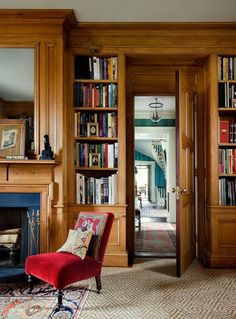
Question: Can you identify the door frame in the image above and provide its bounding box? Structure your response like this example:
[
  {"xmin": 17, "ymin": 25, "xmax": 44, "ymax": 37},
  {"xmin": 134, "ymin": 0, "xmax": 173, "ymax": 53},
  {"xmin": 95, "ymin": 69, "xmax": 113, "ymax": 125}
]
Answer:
[{"xmin": 125, "ymin": 54, "xmax": 207, "ymax": 268}]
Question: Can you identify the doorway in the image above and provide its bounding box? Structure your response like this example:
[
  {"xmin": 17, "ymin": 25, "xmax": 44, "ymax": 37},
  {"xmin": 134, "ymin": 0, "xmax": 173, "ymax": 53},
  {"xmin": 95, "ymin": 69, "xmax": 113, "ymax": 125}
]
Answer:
[
  {"xmin": 134, "ymin": 95, "xmax": 176, "ymax": 257},
  {"xmin": 126, "ymin": 53, "xmax": 207, "ymax": 272}
]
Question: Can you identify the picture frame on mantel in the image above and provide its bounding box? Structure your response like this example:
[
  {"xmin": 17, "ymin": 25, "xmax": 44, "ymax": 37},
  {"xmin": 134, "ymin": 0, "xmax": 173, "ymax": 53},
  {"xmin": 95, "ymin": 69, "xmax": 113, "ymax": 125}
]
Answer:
[{"xmin": 0, "ymin": 119, "xmax": 25, "ymax": 158}]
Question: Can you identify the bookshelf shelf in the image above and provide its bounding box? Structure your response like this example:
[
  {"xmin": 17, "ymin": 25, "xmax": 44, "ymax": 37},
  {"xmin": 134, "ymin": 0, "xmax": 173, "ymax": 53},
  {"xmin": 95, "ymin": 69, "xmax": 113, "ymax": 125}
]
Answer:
[
  {"xmin": 75, "ymin": 137, "xmax": 118, "ymax": 142},
  {"xmin": 218, "ymin": 108, "xmax": 236, "ymax": 112},
  {"xmin": 75, "ymin": 167, "xmax": 118, "ymax": 171},
  {"xmin": 74, "ymin": 79, "xmax": 118, "ymax": 84},
  {"xmin": 74, "ymin": 107, "xmax": 118, "ymax": 112},
  {"xmin": 218, "ymin": 80, "xmax": 236, "ymax": 83},
  {"xmin": 219, "ymin": 143, "xmax": 236, "ymax": 147},
  {"xmin": 219, "ymin": 173, "xmax": 236, "ymax": 177}
]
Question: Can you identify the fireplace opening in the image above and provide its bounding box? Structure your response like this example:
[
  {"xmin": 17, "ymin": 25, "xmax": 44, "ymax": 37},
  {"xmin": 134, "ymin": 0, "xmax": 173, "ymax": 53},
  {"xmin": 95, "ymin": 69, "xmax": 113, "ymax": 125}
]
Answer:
[{"xmin": 0, "ymin": 193, "xmax": 40, "ymax": 282}]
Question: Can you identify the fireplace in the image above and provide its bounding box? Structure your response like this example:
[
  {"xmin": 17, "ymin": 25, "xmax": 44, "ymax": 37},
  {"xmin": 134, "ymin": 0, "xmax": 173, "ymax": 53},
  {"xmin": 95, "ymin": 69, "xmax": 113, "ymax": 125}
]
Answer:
[{"xmin": 0, "ymin": 193, "xmax": 40, "ymax": 282}]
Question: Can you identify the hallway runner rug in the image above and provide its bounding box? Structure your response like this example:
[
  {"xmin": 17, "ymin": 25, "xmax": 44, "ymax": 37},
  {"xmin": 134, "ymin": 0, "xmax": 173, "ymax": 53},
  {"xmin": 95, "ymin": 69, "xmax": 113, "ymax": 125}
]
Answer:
[
  {"xmin": 0, "ymin": 282, "xmax": 89, "ymax": 319},
  {"xmin": 135, "ymin": 222, "xmax": 176, "ymax": 253}
]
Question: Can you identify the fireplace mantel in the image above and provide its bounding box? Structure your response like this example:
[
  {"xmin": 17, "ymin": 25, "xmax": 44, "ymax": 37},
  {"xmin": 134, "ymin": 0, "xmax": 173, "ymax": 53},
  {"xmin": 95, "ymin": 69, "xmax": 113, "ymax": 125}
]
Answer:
[
  {"xmin": 0, "ymin": 160, "xmax": 58, "ymax": 165},
  {"xmin": 0, "ymin": 160, "xmax": 58, "ymax": 184},
  {"xmin": 0, "ymin": 160, "xmax": 59, "ymax": 253}
]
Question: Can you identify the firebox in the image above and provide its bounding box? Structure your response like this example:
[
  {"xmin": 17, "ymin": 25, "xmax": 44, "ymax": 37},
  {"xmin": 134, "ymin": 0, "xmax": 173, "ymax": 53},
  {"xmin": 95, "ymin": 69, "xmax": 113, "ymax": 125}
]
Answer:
[{"xmin": 0, "ymin": 193, "xmax": 40, "ymax": 282}]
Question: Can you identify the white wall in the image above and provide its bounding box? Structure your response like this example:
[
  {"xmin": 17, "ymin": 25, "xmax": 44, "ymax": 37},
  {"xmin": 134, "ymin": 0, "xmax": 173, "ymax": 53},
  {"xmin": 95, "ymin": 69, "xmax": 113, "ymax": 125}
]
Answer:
[
  {"xmin": 166, "ymin": 128, "xmax": 176, "ymax": 223},
  {"xmin": 135, "ymin": 126, "xmax": 176, "ymax": 222},
  {"xmin": 135, "ymin": 160, "xmax": 156, "ymax": 202},
  {"xmin": 1, "ymin": 0, "xmax": 236, "ymax": 22}
]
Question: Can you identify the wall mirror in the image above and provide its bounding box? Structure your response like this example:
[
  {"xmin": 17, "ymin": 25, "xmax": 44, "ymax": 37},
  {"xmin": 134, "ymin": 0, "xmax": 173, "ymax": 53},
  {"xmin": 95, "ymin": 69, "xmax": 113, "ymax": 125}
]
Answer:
[{"xmin": 0, "ymin": 48, "xmax": 36, "ymax": 159}]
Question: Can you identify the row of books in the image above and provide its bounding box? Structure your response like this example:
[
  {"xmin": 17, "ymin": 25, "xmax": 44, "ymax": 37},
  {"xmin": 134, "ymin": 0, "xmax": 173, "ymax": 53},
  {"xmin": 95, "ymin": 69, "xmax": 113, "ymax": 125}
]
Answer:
[
  {"xmin": 218, "ymin": 56, "xmax": 236, "ymax": 81},
  {"xmin": 74, "ymin": 142, "xmax": 118, "ymax": 168},
  {"xmin": 74, "ymin": 112, "xmax": 117, "ymax": 138},
  {"xmin": 219, "ymin": 178, "xmax": 236, "ymax": 206},
  {"xmin": 76, "ymin": 173, "xmax": 118, "ymax": 204},
  {"xmin": 218, "ymin": 149, "xmax": 236, "ymax": 174},
  {"xmin": 75, "ymin": 56, "xmax": 118, "ymax": 80},
  {"xmin": 218, "ymin": 83, "xmax": 236, "ymax": 108},
  {"xmin": 219, "ymin": 120, "xmax": 236, "ymax": 143},
  {"xmin": 74, "ymin": 83, "xmax": 118, "ymax": 108}
]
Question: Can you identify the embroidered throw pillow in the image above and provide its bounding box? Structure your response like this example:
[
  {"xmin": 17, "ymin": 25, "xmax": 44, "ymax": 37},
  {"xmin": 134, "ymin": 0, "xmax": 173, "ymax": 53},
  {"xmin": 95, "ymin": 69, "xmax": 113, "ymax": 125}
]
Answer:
[
  {"xmin": 75, "ymin": 213, "xmax": 108, "ymax": 260},
  {"xmin": 57, "ymin": 229, "xmax": 92, "ymax": 259}
]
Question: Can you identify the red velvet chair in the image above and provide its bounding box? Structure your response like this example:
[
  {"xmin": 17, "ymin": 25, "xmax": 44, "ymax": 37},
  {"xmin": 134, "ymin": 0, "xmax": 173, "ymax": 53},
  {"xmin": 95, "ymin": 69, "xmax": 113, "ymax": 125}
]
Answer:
[{"xmin": 25, "ymin": 212, "xmax": 114, "ymax": 308}]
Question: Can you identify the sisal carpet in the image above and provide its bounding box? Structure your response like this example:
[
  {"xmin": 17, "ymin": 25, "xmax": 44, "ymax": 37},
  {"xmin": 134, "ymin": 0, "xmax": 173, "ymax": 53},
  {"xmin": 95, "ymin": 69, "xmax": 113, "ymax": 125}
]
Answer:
[
  {"xmin": 80, "ymin": 259, "xmax": 236, "ymax": 319},
  {"xmin": 135, "ymin": 221, "xmax": 176, "ymax": 254},
  {"xmin": 0, "ymin": 282, "xmax": 89, "ymax": 319}
]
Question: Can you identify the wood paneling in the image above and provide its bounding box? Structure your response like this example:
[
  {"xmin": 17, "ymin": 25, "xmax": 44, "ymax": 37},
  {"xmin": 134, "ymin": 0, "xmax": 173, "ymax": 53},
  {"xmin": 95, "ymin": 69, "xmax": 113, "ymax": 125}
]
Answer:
[
  {"xmin": 0, "ymin": 9, "xmax": 76, "ymax": 255},
  {"xmin": 69, "ymin": 23, "xmax": 236, "ymax": 53},
  {"xmin": 206, "ymin": 206, "xmax": 236, "ymax": 267},
  {"xmin": 0, "ymin": 12, "xmax": 236, "ymax": 267}
]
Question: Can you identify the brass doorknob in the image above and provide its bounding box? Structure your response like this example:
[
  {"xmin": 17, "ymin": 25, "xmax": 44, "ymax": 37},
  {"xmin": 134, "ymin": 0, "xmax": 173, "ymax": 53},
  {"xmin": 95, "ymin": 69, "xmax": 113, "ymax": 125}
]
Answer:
[
  {"xmin": 181, "ymin": 188, "xmax": 188, "ymax": 194},
  {"xmin": 171, "ymin": 187, "xmax": 176, "ymax": 193}
]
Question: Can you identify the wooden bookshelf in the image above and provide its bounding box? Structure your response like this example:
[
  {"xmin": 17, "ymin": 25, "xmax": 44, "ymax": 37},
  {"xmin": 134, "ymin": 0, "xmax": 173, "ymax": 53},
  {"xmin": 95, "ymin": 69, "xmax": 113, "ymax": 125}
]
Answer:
[
  {"xmin": 206, "ymin": 54, "xmax": 236, "ymax": 268},
  {"xmin": 67, "ymin": 52, "xmax": 128, "ymax": 266}
]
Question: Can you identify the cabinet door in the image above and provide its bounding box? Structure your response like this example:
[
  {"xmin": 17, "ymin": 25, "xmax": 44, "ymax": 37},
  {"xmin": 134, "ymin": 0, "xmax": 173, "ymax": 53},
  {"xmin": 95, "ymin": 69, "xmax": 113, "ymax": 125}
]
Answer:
[
  {"xmin": 211, "ymin": 211, "xmax": 236, "ymax": 262},
  {"xmin": 176, "ymin": 70, "xmax": 196, "ymax": 276}
]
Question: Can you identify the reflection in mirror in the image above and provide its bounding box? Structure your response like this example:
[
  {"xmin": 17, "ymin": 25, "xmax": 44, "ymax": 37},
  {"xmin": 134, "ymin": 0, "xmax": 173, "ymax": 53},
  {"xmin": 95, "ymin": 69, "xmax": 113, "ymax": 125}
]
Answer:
[{"xmin": 0, "ymin": 48, "xmax": 34, "ymax": 159}]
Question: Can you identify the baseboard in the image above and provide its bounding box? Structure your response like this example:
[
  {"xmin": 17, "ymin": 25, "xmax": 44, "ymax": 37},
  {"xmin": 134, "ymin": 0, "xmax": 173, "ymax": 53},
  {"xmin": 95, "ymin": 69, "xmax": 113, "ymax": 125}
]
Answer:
[
  {"xmin": 205, "ymin": 251, "xmax": 236, "ymax": 268},
  {"xmin": 103, "ymin": 252, "xmax": 128, "ymax": 267}
]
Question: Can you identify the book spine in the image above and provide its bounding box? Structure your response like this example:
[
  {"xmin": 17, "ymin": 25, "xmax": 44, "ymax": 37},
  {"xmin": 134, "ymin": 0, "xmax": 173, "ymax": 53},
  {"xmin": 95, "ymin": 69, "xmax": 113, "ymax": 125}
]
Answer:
[
  {"xmin": 229, "ymin": 123, "xmax": 234, "ymax": 143},
  {"xmin": 219, "ymin": 120, "xmax": 229, "ymax": 143}
]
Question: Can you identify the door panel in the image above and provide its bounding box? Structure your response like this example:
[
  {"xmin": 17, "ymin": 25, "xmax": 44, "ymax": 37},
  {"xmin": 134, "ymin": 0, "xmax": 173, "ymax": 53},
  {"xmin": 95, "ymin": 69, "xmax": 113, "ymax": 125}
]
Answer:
[{"xmin": 176, "ymin": 70, "xmax": 196, "ymax": 276}]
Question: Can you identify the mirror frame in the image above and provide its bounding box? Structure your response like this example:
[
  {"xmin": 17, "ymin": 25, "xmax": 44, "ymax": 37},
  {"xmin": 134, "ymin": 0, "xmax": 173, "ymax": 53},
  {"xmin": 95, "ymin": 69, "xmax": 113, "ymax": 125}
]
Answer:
[{"xmin": 0, "ymin": 44, "xmax": 39, "ymax": 156}]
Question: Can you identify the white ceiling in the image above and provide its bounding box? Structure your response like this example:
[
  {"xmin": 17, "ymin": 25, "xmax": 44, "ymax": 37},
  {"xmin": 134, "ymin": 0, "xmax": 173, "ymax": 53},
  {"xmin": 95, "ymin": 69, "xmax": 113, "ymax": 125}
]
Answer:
[
  {"xmin": 0, "ymin": 0, "xmax": 236, "ymax": 22},
  {"xmin": 135, "ymin": 96, "xmax": 175, "ymax": 119},
  {"xmin": 135, "ymin": 96, "xmax": 175, "ymax": 111}
]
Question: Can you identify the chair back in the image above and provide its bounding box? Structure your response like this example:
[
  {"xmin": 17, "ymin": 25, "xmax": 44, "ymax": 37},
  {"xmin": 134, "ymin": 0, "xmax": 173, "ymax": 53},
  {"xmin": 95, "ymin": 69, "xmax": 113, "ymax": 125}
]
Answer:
[{"xmin": 74, "ymin": 211, "xmax": 114, "ymax": 263}]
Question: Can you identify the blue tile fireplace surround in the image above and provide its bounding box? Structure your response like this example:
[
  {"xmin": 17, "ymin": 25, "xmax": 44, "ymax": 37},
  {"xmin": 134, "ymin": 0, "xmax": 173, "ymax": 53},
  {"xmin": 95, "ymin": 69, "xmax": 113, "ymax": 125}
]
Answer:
[{"xmin": 0, "ymin": 193, "xmax": 40, "ymax": 282}]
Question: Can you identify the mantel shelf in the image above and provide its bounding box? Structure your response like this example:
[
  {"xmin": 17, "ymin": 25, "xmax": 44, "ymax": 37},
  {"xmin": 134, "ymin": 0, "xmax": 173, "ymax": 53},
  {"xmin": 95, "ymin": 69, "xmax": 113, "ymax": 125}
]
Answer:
[{"xmin": 0, "ymin": 159, "xmax": 59, "ymax": 165}]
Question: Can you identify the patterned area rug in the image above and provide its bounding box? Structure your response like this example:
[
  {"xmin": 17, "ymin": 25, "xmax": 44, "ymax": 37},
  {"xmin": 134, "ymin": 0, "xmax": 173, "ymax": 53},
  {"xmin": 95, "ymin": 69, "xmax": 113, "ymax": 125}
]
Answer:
[
  {"xmin": 0, "ymin": 282, "xmax": 89, "ymax": 319},
  {"xmin": 135, "ymin": 221, "xmax": 176, "ymax": 253}
]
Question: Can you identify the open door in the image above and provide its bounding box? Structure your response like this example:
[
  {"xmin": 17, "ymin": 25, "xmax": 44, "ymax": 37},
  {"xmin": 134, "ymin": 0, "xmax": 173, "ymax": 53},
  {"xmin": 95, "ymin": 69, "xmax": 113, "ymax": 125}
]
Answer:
[{"xmin": 175, "ymin": 70, "xmax": 196, "ymax": 276}]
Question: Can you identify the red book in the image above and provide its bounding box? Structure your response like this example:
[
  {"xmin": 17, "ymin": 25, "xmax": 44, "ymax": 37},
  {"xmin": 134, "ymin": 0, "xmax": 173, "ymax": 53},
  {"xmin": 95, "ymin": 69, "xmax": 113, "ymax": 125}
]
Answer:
[{"xmin": 219, "ymin": 120, "xmax": 229, "ymax": 143}]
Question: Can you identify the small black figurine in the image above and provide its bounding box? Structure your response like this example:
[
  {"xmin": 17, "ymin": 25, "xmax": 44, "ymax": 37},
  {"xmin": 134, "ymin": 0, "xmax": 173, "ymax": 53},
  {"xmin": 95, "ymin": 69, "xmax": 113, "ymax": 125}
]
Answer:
[{"xmin": 40, "ymin": 134, "xmax": 54, "ymax": 160}]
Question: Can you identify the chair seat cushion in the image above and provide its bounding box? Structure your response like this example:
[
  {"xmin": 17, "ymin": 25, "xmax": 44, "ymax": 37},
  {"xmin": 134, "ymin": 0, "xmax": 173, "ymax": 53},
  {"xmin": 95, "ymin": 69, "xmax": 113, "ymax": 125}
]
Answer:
[{"xmin": 25, "ymin": 252, "xmax": 102, "ymax": 289}]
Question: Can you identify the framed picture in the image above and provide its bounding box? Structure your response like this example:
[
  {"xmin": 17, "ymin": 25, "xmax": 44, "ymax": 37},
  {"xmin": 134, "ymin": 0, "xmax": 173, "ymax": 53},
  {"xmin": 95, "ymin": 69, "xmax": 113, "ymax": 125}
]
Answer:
[
  {"xmin": 89, "ymin": 153, "xmax": 100, "ymax": 167},
  {"xmin": 87, "ymin": 123, "xmax": 98, "ymax": 137},
  {"xmin": 0, "ymin": 119, "xmax": 26, "ymax": 157}
]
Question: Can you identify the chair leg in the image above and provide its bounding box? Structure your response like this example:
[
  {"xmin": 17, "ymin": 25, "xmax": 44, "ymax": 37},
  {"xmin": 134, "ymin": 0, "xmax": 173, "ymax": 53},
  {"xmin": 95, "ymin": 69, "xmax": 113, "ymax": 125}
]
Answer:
[
  {"xmin": 57, "ymin": 289, "xmax": 64, "ymax": 308},
  {"xmin": 27, "ymin": 275, "xmax": 33, "ymax": 294},
  {"xmin": 95, "ymin": 275, "xmax": 101, "ymax": 293}
]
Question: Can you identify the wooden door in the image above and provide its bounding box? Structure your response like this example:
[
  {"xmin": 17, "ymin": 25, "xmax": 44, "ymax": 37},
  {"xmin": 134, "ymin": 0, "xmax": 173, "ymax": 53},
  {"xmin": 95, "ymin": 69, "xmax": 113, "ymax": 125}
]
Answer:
[{"xmin": 176, "ymin": 70, "xmax": 196, "ymax": 276}]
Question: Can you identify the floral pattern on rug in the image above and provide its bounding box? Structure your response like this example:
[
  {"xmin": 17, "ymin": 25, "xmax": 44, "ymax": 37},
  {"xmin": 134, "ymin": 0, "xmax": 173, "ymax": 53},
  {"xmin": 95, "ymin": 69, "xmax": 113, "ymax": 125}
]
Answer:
[{"xmin": 0, "ymin": 282, "xmax": 89, "ymax": 319}]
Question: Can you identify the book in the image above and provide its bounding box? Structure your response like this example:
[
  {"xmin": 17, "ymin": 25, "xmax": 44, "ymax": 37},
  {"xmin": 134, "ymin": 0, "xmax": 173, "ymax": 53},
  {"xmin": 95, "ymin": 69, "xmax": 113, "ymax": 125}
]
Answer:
[
  {"xmin": 75, "ymin": 56, "xmax": 91, "ymax": 79},
  {"xmin": 219, "ymin": 121, "xmax": 229, "ymax": 143}
]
